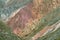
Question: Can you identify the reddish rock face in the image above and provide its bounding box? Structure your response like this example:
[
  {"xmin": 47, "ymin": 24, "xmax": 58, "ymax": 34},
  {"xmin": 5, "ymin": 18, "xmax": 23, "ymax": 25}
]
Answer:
[{"xmin": 7, "ymin": 3, "xmax": 33, "ymax": 29}]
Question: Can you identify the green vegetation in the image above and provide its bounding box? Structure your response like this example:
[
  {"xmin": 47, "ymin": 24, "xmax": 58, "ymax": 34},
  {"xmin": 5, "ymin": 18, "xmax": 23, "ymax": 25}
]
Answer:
[
  {"xmin": 0, "ymin": 0, "xmax": 32, "ymax": 20},
  {"xmin": 0, "ymin": 21, "xmax": 22, "ymax": 40},
  {"xmin": 37, "ymin": 28, "xmax": 60, "ymax": 40}
]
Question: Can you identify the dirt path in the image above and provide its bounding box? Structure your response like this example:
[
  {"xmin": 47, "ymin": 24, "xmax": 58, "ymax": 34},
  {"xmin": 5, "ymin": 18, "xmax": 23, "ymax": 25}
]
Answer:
[
  {"xmin": 31, "ymin": 26, "xmax": 53, "ymax": 40},
  {"xmin": 32, "ymin": 20, "xmax": 60, "ymax": 40}
]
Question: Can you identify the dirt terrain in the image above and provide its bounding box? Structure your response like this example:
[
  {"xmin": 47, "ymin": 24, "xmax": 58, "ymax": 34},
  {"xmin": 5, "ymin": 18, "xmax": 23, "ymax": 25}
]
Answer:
[{"xmin": 7, "ymin": 0, "xmax": 60, "ymax": 40}]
